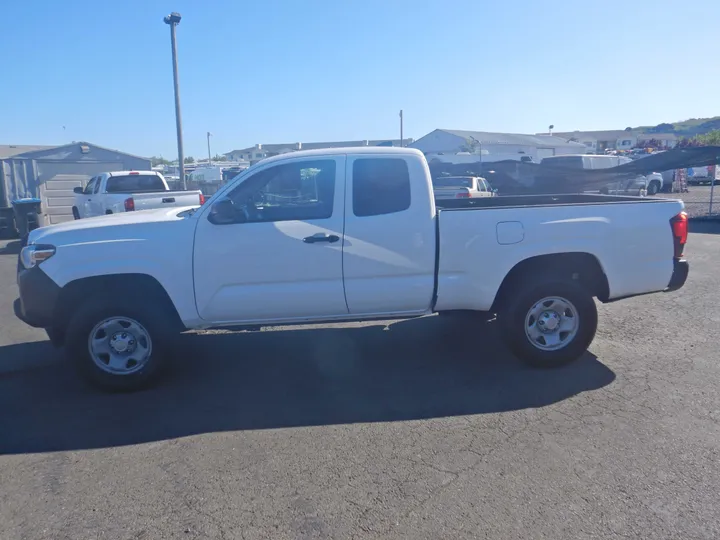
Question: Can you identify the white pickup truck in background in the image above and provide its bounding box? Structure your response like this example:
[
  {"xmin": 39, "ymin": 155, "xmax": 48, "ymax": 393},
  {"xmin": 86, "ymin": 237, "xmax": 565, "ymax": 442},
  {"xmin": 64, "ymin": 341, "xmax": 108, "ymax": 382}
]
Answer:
[
  {"xmin": 15, "ymin": 147, "xmax": 689, "ymax": 391},
  {"xmin": 432, "ymin": 175, "xmax": 495, "ymax": 200},
  {"xmin": 71, "ymin": 171, "xmax": 204, "ymax": 219}
]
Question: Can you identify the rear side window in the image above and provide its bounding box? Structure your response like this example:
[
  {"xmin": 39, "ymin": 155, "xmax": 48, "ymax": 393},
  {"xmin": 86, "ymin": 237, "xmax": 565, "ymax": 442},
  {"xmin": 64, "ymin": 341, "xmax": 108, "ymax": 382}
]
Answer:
[
  {"xmin": 353, "ymin": 158, "xmax": 411, "ymax": 217},
  {"xmin": 106, "ymin": 174, "xmax": 166, "ymax": 193}
]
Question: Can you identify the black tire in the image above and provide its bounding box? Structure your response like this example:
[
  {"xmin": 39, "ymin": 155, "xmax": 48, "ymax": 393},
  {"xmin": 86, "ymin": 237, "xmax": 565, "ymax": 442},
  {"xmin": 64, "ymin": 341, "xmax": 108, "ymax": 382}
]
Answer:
[
  {"xmin": 45, "ymin": 327, "xmax": 65, "ymax": 347},
  {"xmin": 499, "ymin": 279, "xmax": 597, "ymax": 368},
  {"xmin": 647, "ymin": 181, "xmax": 660, "ymax": 196},
  {"xmin": 72, "ymin": 207, "xmax": 80, "ymax": 220},
  {"xmin": 65, "ymin": 297, "xmax": 174, "ymax": 391}
]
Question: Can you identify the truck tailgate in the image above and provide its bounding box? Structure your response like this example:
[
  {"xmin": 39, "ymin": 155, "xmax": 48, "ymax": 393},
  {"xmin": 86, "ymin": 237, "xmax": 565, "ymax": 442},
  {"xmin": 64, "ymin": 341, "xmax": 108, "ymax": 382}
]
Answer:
[{"xmin": 131, "ymin": 190, "xmax": 202, "ymax": 211}]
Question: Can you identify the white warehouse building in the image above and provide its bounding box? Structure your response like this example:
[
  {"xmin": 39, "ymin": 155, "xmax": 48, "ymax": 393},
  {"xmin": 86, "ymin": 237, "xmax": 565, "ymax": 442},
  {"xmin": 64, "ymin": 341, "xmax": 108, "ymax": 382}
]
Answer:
[{"xmin": 410, "ymin": 129, "xmax": 587, "ymax": 162}]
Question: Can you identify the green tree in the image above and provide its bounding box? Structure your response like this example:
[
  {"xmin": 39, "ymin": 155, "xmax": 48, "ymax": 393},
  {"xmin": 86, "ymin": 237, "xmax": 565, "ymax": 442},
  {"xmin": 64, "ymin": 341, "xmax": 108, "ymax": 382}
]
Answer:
[
  {"xmin": 696, "ymin": 130, "xmax": 720, "ymax": 146},
  {"xmin": 184, "ymin": 156, "xmax": 195, "ymax": 164},
  {"xmin": 460, "ymin": 137, "xmax": 481, "ymax": 153},
  {"xmin": 150, "ymin": 156, "xmax": 171, "ymax": 167},
  {"xmin": 212, "ymin": 154, "xmax": 228, "ymax": 161}
]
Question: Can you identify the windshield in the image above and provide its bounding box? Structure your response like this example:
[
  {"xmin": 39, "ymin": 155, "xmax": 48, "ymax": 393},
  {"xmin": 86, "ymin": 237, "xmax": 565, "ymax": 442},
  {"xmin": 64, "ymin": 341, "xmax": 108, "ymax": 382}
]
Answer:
[
  {"xmin": 106, "ymin": 174, "xmax": 166, "ymax": 193},
  {"xmin": 433, "ymin": 177, "xmax": 473, "ymax": 188}
]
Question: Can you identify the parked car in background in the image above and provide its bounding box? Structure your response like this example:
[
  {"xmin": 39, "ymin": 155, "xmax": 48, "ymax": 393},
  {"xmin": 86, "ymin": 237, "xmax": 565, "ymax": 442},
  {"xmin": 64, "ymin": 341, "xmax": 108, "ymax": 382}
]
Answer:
[
  {"xmin": 686, "ymin": 166, "xmax": 720, "ymax": 186},
  {"xmin": 432, "ymin": 176, "xmax": 495, "ymax": 200},
  {"xmin": 540, "ymin": 154, "xmax": 649, "ymax": 196},
  {"xmin": 72, "ymin": 171, "xmax": 204, "ymax": 219}
]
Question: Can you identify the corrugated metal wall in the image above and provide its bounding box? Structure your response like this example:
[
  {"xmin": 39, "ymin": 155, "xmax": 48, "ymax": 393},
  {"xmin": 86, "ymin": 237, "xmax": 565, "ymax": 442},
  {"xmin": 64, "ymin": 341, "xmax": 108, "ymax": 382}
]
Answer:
[
  {"xmin": 1, "ymin": 143, "xmax": 151, "ymax": 226},
  {"xmin": 0, "ymin": 158, "xmax": 37, "ymax": 205}
]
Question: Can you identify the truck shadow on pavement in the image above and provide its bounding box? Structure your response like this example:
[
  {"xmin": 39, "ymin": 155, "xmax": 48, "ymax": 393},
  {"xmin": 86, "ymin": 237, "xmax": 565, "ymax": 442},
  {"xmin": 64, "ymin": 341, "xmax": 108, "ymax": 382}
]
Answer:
[
  {"xmin": 689, "ymin": 220, "xmax": 720, "ymax": 235},
  {"xmin": 0, "ymin": 315, "xmax": 615, "ymax": 455}
]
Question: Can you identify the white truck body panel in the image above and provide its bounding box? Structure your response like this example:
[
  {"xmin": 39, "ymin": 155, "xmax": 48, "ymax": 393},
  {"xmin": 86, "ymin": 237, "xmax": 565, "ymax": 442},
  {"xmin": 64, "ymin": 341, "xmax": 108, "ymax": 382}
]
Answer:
[
  {"xmin": 26, "ymin": 147, "xmax": 686, "ymax": 331},
  {"xmin": 434, "ymin": 200, "xmax": 681, "ymax": 312}
]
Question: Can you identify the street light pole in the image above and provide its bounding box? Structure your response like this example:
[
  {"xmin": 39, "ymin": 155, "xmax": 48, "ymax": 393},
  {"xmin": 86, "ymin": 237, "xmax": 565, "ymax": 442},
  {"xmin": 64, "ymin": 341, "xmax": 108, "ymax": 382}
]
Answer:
[
  {"xmin": 207, "ymin": 132, "xmax": 212, "ymax": 166},
  {"xmin": 399, "ymin": 110, "xmax": 404, "ymax": 147},
  {"xmin": 164, "ymin": 12, "xmax": 186, "ymax": 189}
]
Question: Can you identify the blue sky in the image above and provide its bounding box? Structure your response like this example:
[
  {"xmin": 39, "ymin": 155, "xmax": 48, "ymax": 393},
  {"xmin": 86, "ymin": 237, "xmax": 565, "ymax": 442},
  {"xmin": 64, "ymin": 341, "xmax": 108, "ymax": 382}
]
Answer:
[{"xmin": 1, "ymin": 0, "xmax": 717, "ymax": 159}]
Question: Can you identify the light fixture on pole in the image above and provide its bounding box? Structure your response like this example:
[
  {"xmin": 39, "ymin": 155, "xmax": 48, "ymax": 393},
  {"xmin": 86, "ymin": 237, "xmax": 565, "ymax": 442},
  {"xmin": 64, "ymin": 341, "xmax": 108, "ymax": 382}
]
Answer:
[
  {"xmin": 548, "ymin": 124, "xmax": 554, "ymax": 135},
  {"xmin": 164, "ymin": 12, "xmax": 186, "ymax": 189}
]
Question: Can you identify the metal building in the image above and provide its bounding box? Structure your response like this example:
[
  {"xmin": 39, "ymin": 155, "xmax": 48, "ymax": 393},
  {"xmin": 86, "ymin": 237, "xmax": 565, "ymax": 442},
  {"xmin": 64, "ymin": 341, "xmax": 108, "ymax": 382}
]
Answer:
[{"xmin": 0, "ymin": 142, "xmax": 150, "ymax": 227}]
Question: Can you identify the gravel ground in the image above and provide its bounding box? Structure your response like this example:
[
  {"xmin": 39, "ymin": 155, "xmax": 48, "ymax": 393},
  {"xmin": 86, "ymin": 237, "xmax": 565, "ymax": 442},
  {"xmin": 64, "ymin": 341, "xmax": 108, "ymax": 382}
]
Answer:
[
  {"xmin": 1, "ymin": 223, "xmax": 719, "ymax": 539},
  {"xmin": 656, "ymin": 185, "xmax": 719, "ymax": 218}
]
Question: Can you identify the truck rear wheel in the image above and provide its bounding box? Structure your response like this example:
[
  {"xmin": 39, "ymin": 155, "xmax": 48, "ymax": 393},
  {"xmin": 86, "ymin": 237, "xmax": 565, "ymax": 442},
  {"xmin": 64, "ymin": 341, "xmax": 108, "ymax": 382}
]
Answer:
[
  {"xmin": 65, "ymin": 297, "xmax": 173, "ymax": 391},
  {"xmin": 499, "ymin": 279, "xmax": 597, "ymax": 368}
]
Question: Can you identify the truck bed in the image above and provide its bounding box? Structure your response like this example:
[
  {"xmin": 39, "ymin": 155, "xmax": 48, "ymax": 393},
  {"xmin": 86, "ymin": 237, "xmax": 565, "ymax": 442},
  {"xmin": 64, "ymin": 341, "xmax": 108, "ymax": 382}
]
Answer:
[
  {"xmin": 435, "ymin": 193, "xmax": 677, "ymax": 210},
  {"xmin": 434, "ymin": 193, "xmax": 685, "ymax": 313}
]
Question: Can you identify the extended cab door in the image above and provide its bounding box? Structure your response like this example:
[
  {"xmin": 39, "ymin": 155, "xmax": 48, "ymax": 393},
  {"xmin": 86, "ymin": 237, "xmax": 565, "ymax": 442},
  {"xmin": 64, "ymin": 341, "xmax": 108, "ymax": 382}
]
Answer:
[
  {"xmin": 79, "ymin": 177, "xmax": 98, "ymax": 218},
  {"xmin": 342, "ymin": 154, "xmax": 436, "ymax": 315},
  {"xmin": 193, "ymin": 156, "xmax": 348, "ymax": 323},
  {"xmin": 89, "ymin": 175, "xmax": 103, "ymax": 215}
]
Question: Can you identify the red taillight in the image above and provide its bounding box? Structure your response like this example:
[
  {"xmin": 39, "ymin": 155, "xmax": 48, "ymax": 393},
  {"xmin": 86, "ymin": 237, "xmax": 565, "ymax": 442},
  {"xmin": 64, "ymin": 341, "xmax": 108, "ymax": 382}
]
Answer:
[
  {"xmin": 455, "ymin": 192, "xmax": 471, "ymax": 198},
  {"xmin": 670, "ymin": 211, "xmax": 688, "ymax": 258},
  {"xmin": 124, "ymin": 197, "xmax": 135, "ymax": 211},
  {"xmin": 199, "ymin": 193, "xmax": 206, "ymax": 205},
  {"xmin": 128, "ymin": 171, "xmax": 139, "ymax": 175}
]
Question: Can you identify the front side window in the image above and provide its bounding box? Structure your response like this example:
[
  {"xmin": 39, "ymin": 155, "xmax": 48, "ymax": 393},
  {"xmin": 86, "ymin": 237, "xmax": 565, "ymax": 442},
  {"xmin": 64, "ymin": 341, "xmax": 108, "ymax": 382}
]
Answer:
[
  {"xmin": 353, "ymin": 158, "xmax": 411, "ymax": 217},
  {"xmin": 227, "ymin": 159, "xmax": 336, "ymax": 222},
  {"xmin": 83, "ymin": 177, "xmax": 97, "ymax": 194}
]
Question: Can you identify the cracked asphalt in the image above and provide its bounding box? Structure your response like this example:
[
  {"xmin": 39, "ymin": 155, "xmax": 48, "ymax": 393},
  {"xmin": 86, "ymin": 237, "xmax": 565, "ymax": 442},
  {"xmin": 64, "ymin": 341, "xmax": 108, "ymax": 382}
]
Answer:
[{"xmin": 1, "ymin": 222, "xmax": 719, "ymax": 539}]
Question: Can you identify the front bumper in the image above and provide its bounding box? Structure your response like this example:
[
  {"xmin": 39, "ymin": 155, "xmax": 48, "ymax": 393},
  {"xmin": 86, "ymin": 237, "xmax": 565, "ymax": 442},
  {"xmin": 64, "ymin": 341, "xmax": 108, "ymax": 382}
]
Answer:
[
  {"xmin": 666, "ymin": 258, "xmax": 689, "ymax": 292},
  {"xmin": 14, "ymin": 264, "xmax": 61, "ymax": 328}
]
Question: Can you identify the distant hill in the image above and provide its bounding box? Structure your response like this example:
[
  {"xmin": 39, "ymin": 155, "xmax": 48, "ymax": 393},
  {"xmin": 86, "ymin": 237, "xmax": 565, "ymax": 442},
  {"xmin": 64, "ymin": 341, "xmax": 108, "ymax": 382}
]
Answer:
[{"xmin": 635, "ymin": 117, "xmax": 720, "ymax": 137}]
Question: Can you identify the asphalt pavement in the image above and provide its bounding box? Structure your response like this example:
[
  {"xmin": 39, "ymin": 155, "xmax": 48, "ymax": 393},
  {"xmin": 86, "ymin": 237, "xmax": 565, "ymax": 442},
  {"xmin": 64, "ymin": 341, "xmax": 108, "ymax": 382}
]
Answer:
[{"xmin": 1, "ymin": 223, "xmax": 719, "ymax": 539}]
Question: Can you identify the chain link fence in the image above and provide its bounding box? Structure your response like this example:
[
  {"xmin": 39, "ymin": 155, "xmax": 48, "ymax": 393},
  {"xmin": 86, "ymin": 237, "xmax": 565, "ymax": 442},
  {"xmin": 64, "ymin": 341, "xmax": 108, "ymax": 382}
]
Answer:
[{"xmin": 658, "ymin": 184, "xmax": 718, "ymax": 219}]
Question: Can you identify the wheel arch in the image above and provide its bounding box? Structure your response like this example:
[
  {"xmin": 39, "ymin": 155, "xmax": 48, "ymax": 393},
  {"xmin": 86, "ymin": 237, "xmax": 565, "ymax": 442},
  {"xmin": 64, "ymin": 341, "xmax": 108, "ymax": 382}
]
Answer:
[
  {"xmin": 53, "ymin": 273, "xmax": 185, "ymax": 334},
  {"xmin": 491, "ymin": 252, "xmax": 610, "ymax": 313}
]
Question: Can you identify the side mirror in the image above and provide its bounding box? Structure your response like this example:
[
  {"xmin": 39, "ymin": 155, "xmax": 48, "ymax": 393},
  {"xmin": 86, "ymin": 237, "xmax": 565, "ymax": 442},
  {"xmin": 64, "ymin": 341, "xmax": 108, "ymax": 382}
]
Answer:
[
  {"xmin": 207, "ymin": 197, "xmax": 244, "ymax": 225},
  {"xmin": 73, "ymin": 187, "xmax": 84, "ymax": 194}
]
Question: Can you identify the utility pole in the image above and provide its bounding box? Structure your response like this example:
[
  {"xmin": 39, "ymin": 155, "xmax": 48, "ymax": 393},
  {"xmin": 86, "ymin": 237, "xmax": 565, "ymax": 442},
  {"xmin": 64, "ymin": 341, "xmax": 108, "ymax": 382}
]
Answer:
[
  {"xmin": 164, "ymin": 12, "xmax": 186, "ymax": 189},
  {"xmin": 399, "ymin": 110, "xmax": 404, "ymax": 147},
  {"xmin": 207, "ymin": 132, "xmax": 213, "ymax": 165}
]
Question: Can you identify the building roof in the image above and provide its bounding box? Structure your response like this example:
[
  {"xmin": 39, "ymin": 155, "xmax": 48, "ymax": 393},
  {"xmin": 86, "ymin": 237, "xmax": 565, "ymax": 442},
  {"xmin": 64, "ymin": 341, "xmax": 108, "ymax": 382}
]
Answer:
[
  {"xmin": 1, "ymin": 142, "xmax": 151, "ymax": 161},
  {"xmin": 0, "ymin": 144, "xmax": 57, "ymax": 159},
  {"xmin": 549, "ymin": 130, "xmax": 678, "ymax": 141},
  {"xmin": 431, "ymin": 129, "xmax": 587, "ymax": 149},
  {"xmin": 225, "ymin": 139, "xmax": 412, "ymax": 156}
]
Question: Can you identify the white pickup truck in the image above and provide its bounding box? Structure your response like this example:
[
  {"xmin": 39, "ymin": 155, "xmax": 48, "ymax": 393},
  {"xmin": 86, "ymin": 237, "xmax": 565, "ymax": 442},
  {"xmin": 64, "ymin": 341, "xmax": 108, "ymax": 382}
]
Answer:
[
  {"xmin": 14, "ymin": 147, "xmax": 689, "ymax": 391},
  {"xmin": 432, "ymin": 176, "xmax": 495, "ymax": 200},
  {"xmin": 71, "ymin": 171, "xmax": 204, "ymax": 219}
]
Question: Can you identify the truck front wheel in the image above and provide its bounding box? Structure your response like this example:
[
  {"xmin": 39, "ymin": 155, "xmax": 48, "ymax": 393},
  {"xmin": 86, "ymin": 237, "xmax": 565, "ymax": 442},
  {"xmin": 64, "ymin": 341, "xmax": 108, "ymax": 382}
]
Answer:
[
  {"xmin": 499, "ymin": 279, "xmax": 597, "ymax": 368},
  {"xmin": 65, "ymin": 297, "xmax": 174, "ymax": 391}
]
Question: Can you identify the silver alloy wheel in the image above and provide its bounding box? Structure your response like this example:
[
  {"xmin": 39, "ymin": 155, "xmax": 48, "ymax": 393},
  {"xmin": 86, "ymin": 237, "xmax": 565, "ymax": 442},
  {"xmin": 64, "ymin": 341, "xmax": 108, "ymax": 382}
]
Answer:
[
  {"xmin": 524, "ymin": 296, "xmax": 579, "ymax": 351},
  {"xmin": 88, "ymin": 317, "xmax": 152, "ymax": 375}
]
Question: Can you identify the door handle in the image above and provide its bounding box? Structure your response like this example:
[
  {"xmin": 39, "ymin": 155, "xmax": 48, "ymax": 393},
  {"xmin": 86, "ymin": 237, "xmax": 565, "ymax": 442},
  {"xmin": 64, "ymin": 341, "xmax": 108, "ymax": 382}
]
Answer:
[
  {"xmin": 303, "ymin": 233, "xmax": 340, "ymax": 244},
  {"xmin": 162, "ymin": 197, "xmax": 176, "ymax": 203}
]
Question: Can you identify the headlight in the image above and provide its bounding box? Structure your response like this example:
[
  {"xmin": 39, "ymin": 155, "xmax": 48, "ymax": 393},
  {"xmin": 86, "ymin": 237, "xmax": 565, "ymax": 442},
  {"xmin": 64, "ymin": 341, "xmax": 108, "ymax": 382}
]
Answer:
[{"xmin": 20, "ymin": 244, "xmax": 55, "ymax": 269}]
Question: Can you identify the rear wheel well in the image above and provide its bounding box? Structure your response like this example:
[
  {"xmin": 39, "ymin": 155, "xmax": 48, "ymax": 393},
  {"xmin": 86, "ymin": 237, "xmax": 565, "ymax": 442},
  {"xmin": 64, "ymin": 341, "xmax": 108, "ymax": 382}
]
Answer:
[
  {"xmin": 491, "ymin": 253, "xmax": 609, "ymax": 312},
  {"xmin": 53, "ymin": 274, "xmax": 184, "ymax": 334}
]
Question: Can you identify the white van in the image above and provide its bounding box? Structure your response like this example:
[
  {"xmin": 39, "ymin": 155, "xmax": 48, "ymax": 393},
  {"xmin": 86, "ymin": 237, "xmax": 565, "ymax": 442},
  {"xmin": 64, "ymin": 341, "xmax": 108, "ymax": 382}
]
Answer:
[{"xmin": 540, "ymin": 154, "xmax": 649, "ymax": 195}]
